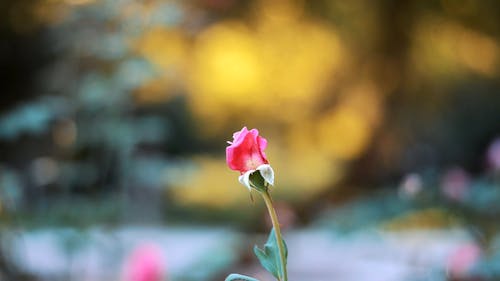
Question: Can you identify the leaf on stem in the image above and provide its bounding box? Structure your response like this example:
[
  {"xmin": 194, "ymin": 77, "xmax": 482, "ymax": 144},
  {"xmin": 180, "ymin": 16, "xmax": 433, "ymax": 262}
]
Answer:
[{"xmin": 253, "ymin": 228, "xmax": 288, "ymax": 280}]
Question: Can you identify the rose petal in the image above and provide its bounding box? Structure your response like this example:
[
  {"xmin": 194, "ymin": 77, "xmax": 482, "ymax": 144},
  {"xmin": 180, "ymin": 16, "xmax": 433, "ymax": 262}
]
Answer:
[
  {"xmin": 257, "ymin": 136, "xmax": 268, "ymax": 160},
  {"xmin": 226, "ymin": 127, "xmax": 269, "ymax": 174},
  {"xmin": 232, "ymin": 127, "xmax": 248, "ymax": 143}
]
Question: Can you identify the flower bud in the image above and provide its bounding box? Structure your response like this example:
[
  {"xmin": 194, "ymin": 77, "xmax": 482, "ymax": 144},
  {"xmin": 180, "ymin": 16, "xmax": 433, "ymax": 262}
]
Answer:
[{"xmin": 227, "ymin": 127, "xmax": 274, "ymax": 191}]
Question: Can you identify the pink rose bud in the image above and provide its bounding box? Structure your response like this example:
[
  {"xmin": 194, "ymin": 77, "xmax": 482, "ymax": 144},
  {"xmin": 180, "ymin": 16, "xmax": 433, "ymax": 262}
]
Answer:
[
  {"xmin": 124, "ymin": 244, "xmax": 165, "ymax": 281},
  {"xmin": 226, "ymin": 127, "xmax": 274, "ymax": 190}
]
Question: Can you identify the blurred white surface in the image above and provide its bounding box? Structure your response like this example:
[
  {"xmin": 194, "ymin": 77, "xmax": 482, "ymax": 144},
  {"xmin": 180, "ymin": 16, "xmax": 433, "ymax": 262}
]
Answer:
[
  {"xmin": 7, "ymin": 227, "xmax": 473, "ymax": 281},
  {"xmin": 9, "ymin": 226, "xmax": 239, "ymax": 281}
]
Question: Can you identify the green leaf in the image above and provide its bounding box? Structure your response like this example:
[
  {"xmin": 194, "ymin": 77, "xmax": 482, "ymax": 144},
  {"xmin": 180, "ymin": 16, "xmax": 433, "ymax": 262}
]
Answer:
[
  {"xmin": 225, "ymin": 273, "xmax": 260, "ymax": 281},
  {"xmin": 253, "ymin": 228, "xmax": 288, "ymax": 280},
  {"xmin": 253, "ymin": 244, "xmax": 278, "ymax": 279}
]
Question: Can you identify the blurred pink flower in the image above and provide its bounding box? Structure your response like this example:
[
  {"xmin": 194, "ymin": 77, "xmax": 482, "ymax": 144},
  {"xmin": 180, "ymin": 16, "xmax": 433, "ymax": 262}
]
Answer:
[
  {"xmin": 399, "ymin": 173, "xmax": 423, "ymax": 199},
  {"xmin": 441, "ymin": 167, "xmax": 470, "ymax": 201},
  {"xmin": 124, "ymin": 244, "xmax": 165, "ymax": 281},
  {"xmin": 447, "ymin": 243, "xmax": 481, "ymax": 279},
  {"xmin": 487, "ymin": 137, "xmax": 500, "ymax": 171},
  {"xmin": 226, "ymin": 127, "xmax": 274, "ymax": 190}
]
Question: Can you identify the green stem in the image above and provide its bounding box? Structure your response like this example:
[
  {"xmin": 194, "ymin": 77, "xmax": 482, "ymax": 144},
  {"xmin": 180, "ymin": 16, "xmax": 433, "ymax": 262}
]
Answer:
[{"xmin": 261, "ymin": 189, "xmax": 288, "ymax": 281}]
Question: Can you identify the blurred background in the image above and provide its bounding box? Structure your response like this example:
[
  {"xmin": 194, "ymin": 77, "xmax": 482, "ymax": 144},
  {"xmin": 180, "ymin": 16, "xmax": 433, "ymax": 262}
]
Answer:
[{"xmin": 0, "ymin": 0, "xmax": 500, "ymax": 280}]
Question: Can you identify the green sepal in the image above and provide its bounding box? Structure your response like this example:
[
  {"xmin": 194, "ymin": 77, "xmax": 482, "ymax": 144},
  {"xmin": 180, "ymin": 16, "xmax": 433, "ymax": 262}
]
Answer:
[
  {"xmin": 249, "ymin": 171, "xmax": 267, "ymax": 193},
  {"xmin": 253, "ymin": 228, "xmax": 288, "ymax": 280},
  {"xmin": 225, "ymin": 273, "xmax": 260, "ymax": 281}
]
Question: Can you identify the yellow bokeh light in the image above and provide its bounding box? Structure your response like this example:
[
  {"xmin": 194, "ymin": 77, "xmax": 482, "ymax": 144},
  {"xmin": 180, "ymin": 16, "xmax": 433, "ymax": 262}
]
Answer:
[
  {"xmin": 187, "ymin": 0, "xmax": 346, "ymax": 130},
  {"xmin": 64, "ymin": 0, "xmax": 95, "ymax": 5},
  {"xmin": 170, "ymin": 157, "xmax": 250, "ymax": 208},
  {"xmin": 274, "ymin": 124, "xmax": 344, "ymax": 198},
  {"xmin": 314, "ymin": 81, "xmax": 381, "ymax": 161},
  {"xmin": 134, "ymin": 27, "xmax": 190, "ymax": 104},
  {"xmin": 413, "ymin": 16, "xmax": 499, "ymax": 78},
  {"xmin": 384, "ymin": 208, "xmax": 459, "ymax": 230},
  {"xmin": 137, "ymin": 27, "xmax": 189, "ymax": 73},
  {"xmin": 258, "ymin": 21, "xmax": 344, "ymax": 119},
  {"xmin": 170, "ymin": 148, "xmax": 344, "ymax": 208},
  {"xmin": 317, "ymin": 106, "xmax": 371, "ymax": 161},
  {"xmin": 188, "ymin": 21, "xmax": 265, "ymax": 117},
  {"xmin": 457, "ymin": 28, "xmax": 499, "ymax": 75},
  {"xmin": 339, "ymin": 81, "xmax": 383, "ymax": 128}
]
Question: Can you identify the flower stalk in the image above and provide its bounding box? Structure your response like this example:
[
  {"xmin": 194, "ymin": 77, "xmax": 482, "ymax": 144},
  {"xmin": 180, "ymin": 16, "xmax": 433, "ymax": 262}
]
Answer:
[
  {"xmin": 260, "ymin": 189, "xmax": 288, "ymax": 281},
  {"xmin": 225, "ymin": 127, "xmax": 288, "ymax": 281}
]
